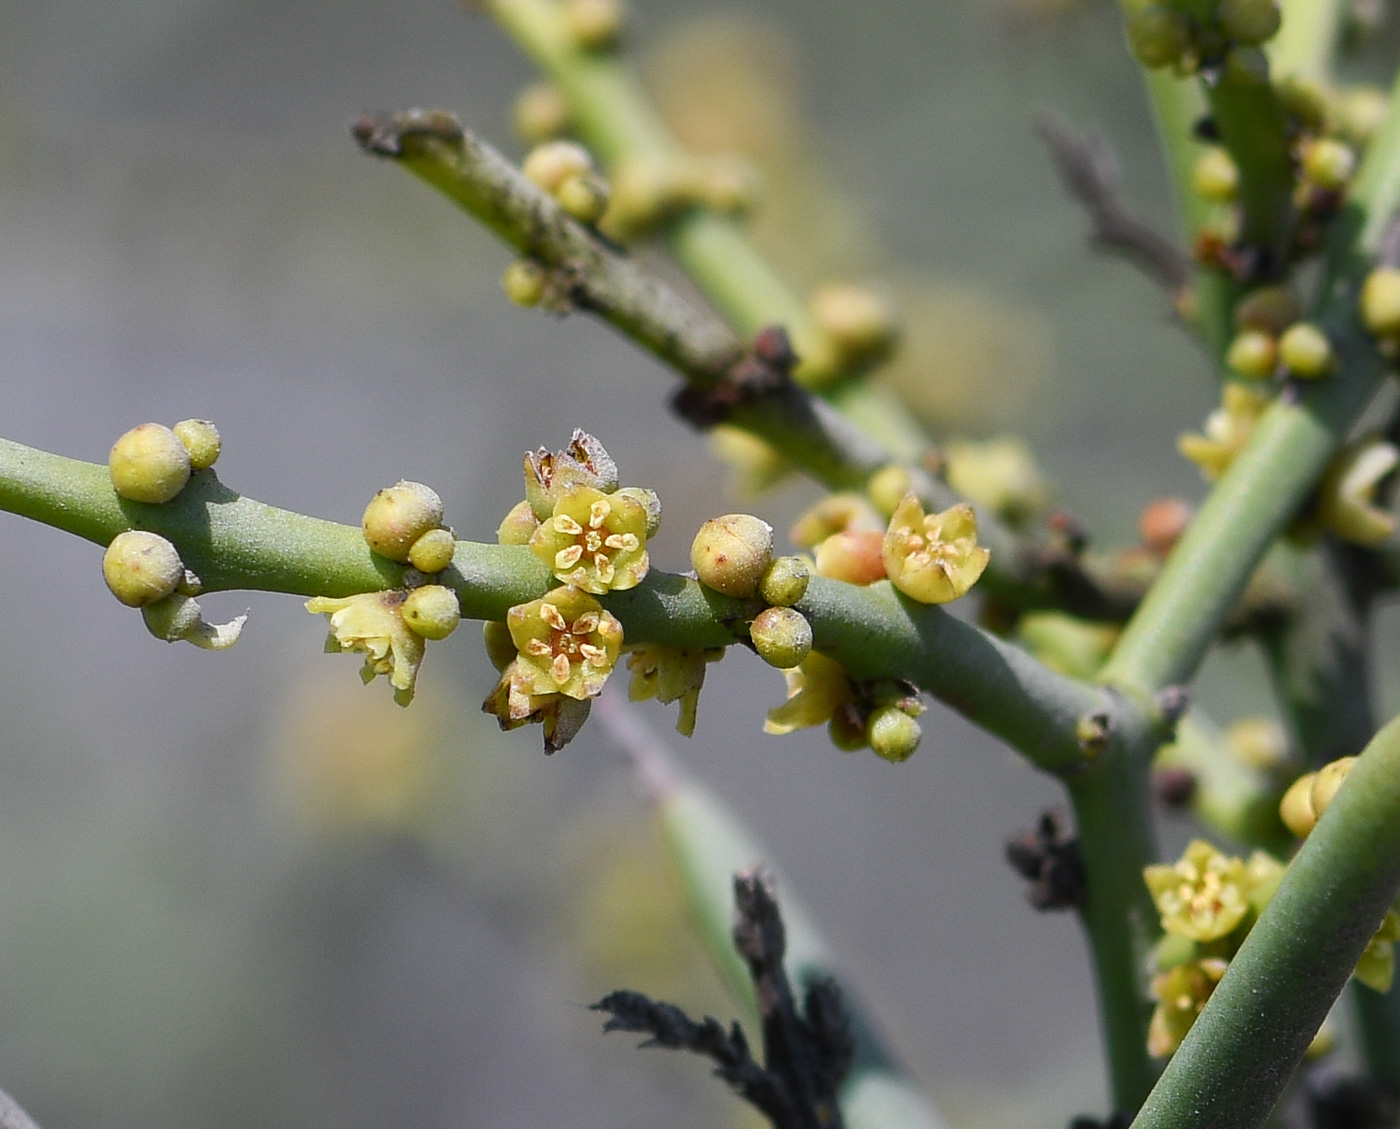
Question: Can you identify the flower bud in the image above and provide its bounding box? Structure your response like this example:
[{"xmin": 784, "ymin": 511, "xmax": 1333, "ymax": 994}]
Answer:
[
  {"xmin": 815, "ymin": 529, "xmax": 887, "ymax": 586},
  {"xmin": 758, "ymin": 556, "xmax": 810, "ymax": 607},
  {"xmin": 615, "ymin": 486, "xmax": 662, "ymax": 538},
  {"xmin": 142, "ymin": 593, "xmax": 246, "ymax": 649},
  {"xmin": 1278, "ymin": 321, "xmax": 1334, "ymax": 378},
  {"xmin": 556, "ymin": 171, "xmax": 611, "ymax": 226},
  {"xmin": 483, "ymin": 620, "xmax": 517, "ymax": 672},
  {"xmin": 1193, "ymin": 147, "xmax": 1240, "ymax": 203},
  {"xmin": 749, "ymin": 606, "xmax": 813, "ymax": 669},
  {"xmin": 1301, "ymin": 139, "xmax": 1356, "ymax": 191},
  {"xmin": 523, "ymin": 141, "xmax": 594, "ymax": 196},
  {"xmin": 691, "ymin": 514, "xmax": 773, "ymax": 597},
  {"xmin": 109, "ymin": 423, "xmax": 192, "ymax": 503},
  {"xmin": 563, "ymin": 0, "xmax": 625, "ymax": 50},
  {"xmin": 1361, "ymin": 267, "xmax": 1400, "ymax": 337},
  {"xmin": 1139, "ymin": 497, "xmax": 1193, "ymax": 557},
  {"xmin": 172, "ymin": 419, "xmax": 221, "ymax": 470},
  {"xmin": 1309, "ymin": 756, "xmax": 1356, "ymax": 820},
  {"xmin": 810, "ymin": 283, "xmax": 899, "ymax": 368},
  {"xmin": 867, "ymin": 705, "xmax": 921, "ymax": 763},
  {"xmin": 102, "ymin": 530, "xmax": 185, "ymax": 607},
  {"xmin": 408, "ymin": 528, "xmax": 457, "ymax": 573},
  {"xmin": 1280, "ymin": 770, "xmax": 1319, "ymax": 837},
  {"xmin": 511, "ymin": 83, "xmax": 571, "ymax": 145},
  {"xmin": 502, "ymin": 259, "xmax": 548, "ymax": 308},
  {"xmin": 1217, "ymin": 0, "xmax": 1281, "ymax": 45},
  {"xmin": 498, "ymin": 499, "xmax": 540, "ymax": 546},
  {"xmin": 1225, "ymin": 329, "xmax": 1277, "ymax": 379},
  {"xmin": 402, "ymin": 584, "xmax": 462, "ymax": 640},
  {"xmin": 1126, "ymin": 5, "xmax": 1192, "ymax": 69},
  {"xmin": 1234, "ymin": 286, "xmax": 1301, "ymax": 335},
  {"xmin": 362, "ymin": 482, "xmax": 444, "ymax": 564},
  {"xmin": 867, "ymin": 465, "xmax": 914, "ymax": 519}
]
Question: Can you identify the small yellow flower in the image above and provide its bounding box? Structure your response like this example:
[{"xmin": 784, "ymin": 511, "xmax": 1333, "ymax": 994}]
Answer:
[
  {"xmin": 1148, "ymin": 958, "xmax": 1229, "ymax": 1058},
  {"xmin": 764, "ymin": 651, "xmax": 855, "ymax": 735},
  {"xmin": 1144, "ymin": 839, "xmax": 1250, "ymax": 942},
  {"xmin": 1355, "ymin": 908, "xmax": 1400, "ymax": 994},
  {"xmin": 507, "ymin": 586, "xmax": 624, "ymax": 700},
  {"xmin": 529, "ymin": 485, "xmax": 650, "ymax": 594},
  {"xmin": 626, "ymin": 644, "xmax": 724, "ymax": 736},
  {"xmin": 882, "ymin": 494, "xmax": 990, "ymax": 604},
  {"xmin": 1178, "ymin": 384, "xmax": 1271, "ymax": 481},
  {"xmin": 1317, "ymin": 435, "xmax": 1399, "ymax": 548},
  {"xmin": 307, "ymin": 591, "xmax": 426, "ymax": 707}
]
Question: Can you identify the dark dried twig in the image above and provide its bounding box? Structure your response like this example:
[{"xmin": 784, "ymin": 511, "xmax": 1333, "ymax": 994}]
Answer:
[
  {"xmin": 1005, "ymin": 810, "xmax": 1086, "ymax": 911},
  {"xmin": 592, "ymin": 867, "xmax": 851, "ymax": 1129},
  {"xmin": 1035, "ymin": 112, "xmax": 1192, "ymax": 296}
]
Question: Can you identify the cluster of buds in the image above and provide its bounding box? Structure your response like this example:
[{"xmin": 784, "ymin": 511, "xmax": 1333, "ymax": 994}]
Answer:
[
  {"xmin": 100, "ymin": 420, "xmax": 245, "ymax": 650},
  {"xmin": 307, "ymin": 480, "xmax": 461, "ymax": 706},
  {"xmin": 1222, "ymin": 283, "xmax": 1335, "ymax": 383},
  {"xmin": 764, "ymin": 652, "xmax": 925, "ymax": 763},
  {"xmin": 1126, "ymin": 0, "xmax": 1280, "ymax": 77},
  {"xmin": 522, "ymin": 140, "xmax": 611, "ymax": 227},
  {"xmin": 484, "ymin": 432, "xmax": 655, "ymax": 750},
  {"xmin": 802, "ymin": 283, "xmax": 900, "ymax": 385},
  {"xmin": 602, "ymin": 154, "xmax": 763, "ymax": 241}
]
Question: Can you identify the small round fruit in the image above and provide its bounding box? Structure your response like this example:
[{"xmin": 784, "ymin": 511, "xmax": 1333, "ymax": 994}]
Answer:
[
  {"xmin": 522, "ymin": 141, "xmax": 593, "ymax": 194},
  {"xmin": 102, "ymin": 530, "xmax": 185, "ymax": 607},
  {"xmin": 1278, "ymin": 321, "xmax": 1334, "ymax": 378},
  {"xmin": 402, "ymin": 584, "xmax": 462, "ymax": 640},
  {"xmin": 758, "ymin": 556, "xmax": 810, "ymax": 607},
  {"xmin": 868, "ymin": 706, "xmax": 922, "ymax": 763},
  {"xmin": 502, "ymin": 259, "xmax": 548, "ymax": 307},
  {"xmin": 691, "ymin": 514, "xmax": 774, "ymax": 598},
  {"xmin": 1225, "ymin": 329, "xmax": 1277, "ymax": 379},
  {"xmin": 172, "ymin": 419, "xmax": 221, "ymax": 470},
  {"xmin": 750, "ymin": 606, "xmax": 813, "ymax": 669},
  {"xmin": 1361, "ymin": 267, "xmax": 1400, "ymax": 337},
  {"xmin": 362, "ymin": 481, "xmax": 445, "ymax": 563},
  {"xmin": 408, "ymin": 528, "xmax": 457, "ymax": 573},
  {"xmin": 1126, "ymin": 5, "xmax": 1192, "ymax": 70},
  {"xmin": 109, "ymin": 423, "xmax": 192, "ymax": 503}
]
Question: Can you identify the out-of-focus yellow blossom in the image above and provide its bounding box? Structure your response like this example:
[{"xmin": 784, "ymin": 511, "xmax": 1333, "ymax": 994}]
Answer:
[
  {"xmin": 789, "ymin": 492, "xmax": 883, "ymax": 549},
  {"xmin": 626, "ymin": 643, "xmax": 724, "ymax": 736},
  {"xmin": 307, "ymin": 591, "xmax": 426, "ymax": 707},
  {"xmin": 1148, "ymin": 958, "xmax": 1229, "ymax": 1057},
  {"xmin": 1178, "ymin": 384, "xmax": 1272, "ymax": 481},
  {"xmin": 882, "ymin": 494, "xmax": 990, "ymax": 604},
  {"xmin": 529, "ymin": 484, "xmax": 650, "ymax": 594},
  {"xmin": 944, "ymin": 436, "xmax": 1049, "ymax": 525},
  {"xmin": 1317, "ymin": 436, "xmax": 1399, "ymax": 548},
  {"xmin": 764, "ymin": 651, "xmax": 855, "ymax": 735},
  {"xmin": 507, "ymin": 585, "xmax": 624, "ymax": 699},
  {"xmin": 1144, "ymin": 839, "xmax": 1251, "ymax": 942},
  {"xmin": 1356, "ymin": 908, "xmax": 1400, "ymax": 994}
]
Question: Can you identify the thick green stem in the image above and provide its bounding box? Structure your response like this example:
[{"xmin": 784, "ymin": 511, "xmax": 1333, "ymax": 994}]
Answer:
[
  {"xmin": 1131, "ymin": 712, "xmax": 1400, "ymax": 1129},
  {"xmin": 1207, "ymin": 71, "xmax": 1296, "ymax": 268}
]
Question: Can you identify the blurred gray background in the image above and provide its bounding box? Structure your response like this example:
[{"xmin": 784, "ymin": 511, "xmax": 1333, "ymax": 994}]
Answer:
[{"xmin": 2, "ymin": 2, "xmax": 1392, "ymax": 1128}]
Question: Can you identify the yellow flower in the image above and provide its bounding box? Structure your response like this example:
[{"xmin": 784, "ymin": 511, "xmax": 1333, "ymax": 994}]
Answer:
[
  {"xmin": 1355, "ymin": 908, "xmax": 1400, "ymax": 994},
  {"xmin": 507, "ymin": 585, "xmax": 624, "ymax": 700},
  {"xmin": 306, "ymin": 591, "xmax": 426, "ymax": 707},
  {"xmin": 1148, "ymin": 958, "xmax": 1229, "ymax": 1058},
  {"xmin": 882, "ymin": 494, "xmax": 990, "ymax": 604},
  {"xmin": 764, "ymin": 651, "xmax": 855, "ymax": 735},
  {"xmin": 626, "ymin": 644, "xmax": 724, "ymax": 736},
  {"xmin": 1144, "ymin": 839, "xmax": 1250, "ymax": 942},
  {"xmin": 529, "ymin": 484, "xmax": 650, "ymax": 594},
  {"xmin": 1178, "ymin": 384, "xmax": 1271, "ymax": 481},
  {"xmin": 1317, "ymin": 435, "xmax": 1399, "ymax": 548}
]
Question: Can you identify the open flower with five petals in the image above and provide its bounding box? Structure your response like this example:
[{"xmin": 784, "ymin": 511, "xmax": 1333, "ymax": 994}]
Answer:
[
  {"xmin": 882, "ymin": 494, "xmax": 990, "ymax": 604},
  {"xmin": 529, "ymin": 484, "xmax": 650, "ymax": 594},
  {"xmin": 307, "ymin": 590, "xmax": 426, "ymax": 707},
  {"xmin": 1144, "ymin": 839, "xmax": 1250, "ymax": 942},
  {"xmin": 507, "ymin": 585, "xmax": 624, "ymax": 700}
]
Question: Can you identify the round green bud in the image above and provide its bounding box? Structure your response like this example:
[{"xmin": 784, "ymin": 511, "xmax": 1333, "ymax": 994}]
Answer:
[
  {"xmin": 362, "ymin": 481, "xmax": 445, "ymax": 563},
  {"xmin": 402, "ymin": 584, "xmax": 461, "ymax": 640},
  {"xmin": 1278, "ymin": 321, "xmax": 1334, "ymax": 378},
  {"xmin": 1234, "ymin": 285, "xmax": 1301, "ymax": 335},
  {"xmin": 814, "ymin": 529, "xmax": 887, "ymax": 586},
  {"xmin": 511, "ymin": 82, "xmax": 572, "ymax": 145},
  {"xmin": 483, "ymin": 619, "xmax": 517, "ymax": 672},
  {"xmin": 1274, "ymin": 76, "xmax": 1331, "ymax": 132},
  {"xmin": 1126, "ymin": 5, "xmax": 1192, "ymax": 70},
  {"xmin": 109, "ymin": 423, "xmax": 192, "ymax": 504},
  {"xmin": 868, "ymin": 705, "xmax": 922, "ymax": 763},
  {"xmin": 749, "ymin": 606, "xmax": 813, "ymax": 669},
  {"xmin": 555, "ymin": 171, "xmax": 611, "ymax": 225},
  {"xmin": 615, "ymin": 486, "xmax": 662, "ymax": 538},
  {"xmin": 1339, "ymin": 86, "xmax": 1388, "ymax": 146},
  {"xmin": 563, "ymin": 0, "xmax": 625, "ymax": 51},
  {"xmin": 867, "ymin": 465, "xmax": 914, "ymax": 518},
  {"xmin": 408, "ymin": 528, "xmax": 456, "ymax": 573},
  {"xmin": 1225, "ymin": 329, "xmax": 1277, "ymax": 379},
  {"xmin": 172, "ymin": 419, "xmax": 221, "ymax": 470},
  {"xmin": 1309, "ymin": 755, "xmax": 1356, "ymax": 820},
  {"xmin": 1217, "ymin": 0, "xmax": 1281, "ymax": 45},
  {"xmin": 691, "ymin": 513, "xmax": 774, "ymax": 598},
  {"xmin": 502, "ymin": 259, "xmax": 548, "ymax": 308},
  {"xmin": 1301, "ymin": 138, "xmax": 1356, "ymax": 191},
  {"xmin": 810, "ymin": 283, "xmax": 899, "ymax": 367},
  {"xmin": 522, "ymin": 140, "xmax": 593, "ymax": 194},
  {"xmin": 1192, "ymin": 147, "xmax": 1239, "ymax": 203},
  {"xmin": 1361, "ymin": 268, "xmax": 1400, "ymax": 337},
  {"xmin": 758, "ymin": 556, "xmax": 810, "ymax": 607},
  {"xmin": 497, "ymin": 499, "xmax": 539, "ymax": 546},
  {"xmin": 102, "ymin": 530, "xmax": 185, "ymax": 607}
]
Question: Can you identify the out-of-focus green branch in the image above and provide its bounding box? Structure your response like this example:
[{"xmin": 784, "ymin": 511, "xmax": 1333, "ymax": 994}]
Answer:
[
  {"xmin": 1270, "ymin": 0, "xmax": 1346, "ymax": 83},
  {"xmin": 1131, "ymin": 711, "xmax": 1400, "ymax": 1129}
]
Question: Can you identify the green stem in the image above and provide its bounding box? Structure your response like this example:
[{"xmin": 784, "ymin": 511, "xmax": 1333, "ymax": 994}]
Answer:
[
  {"xmin": 1206, "ymin": 70, "xmax": 1296, "ymax": 269},
  {"xmin": 1269, "ymin": 0, "xmax": 1346, "ymax": 83},
  {"xmin": 1131, "ymin": 712, "xmax": 1400, "ymax": 1129}
]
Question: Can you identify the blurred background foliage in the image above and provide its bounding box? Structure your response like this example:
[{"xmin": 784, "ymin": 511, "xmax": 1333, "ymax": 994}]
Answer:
[{"xmin": 4, "ymin": 1, "xmax": 1400, "ymax": 1127}]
